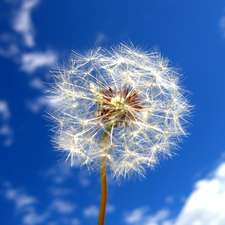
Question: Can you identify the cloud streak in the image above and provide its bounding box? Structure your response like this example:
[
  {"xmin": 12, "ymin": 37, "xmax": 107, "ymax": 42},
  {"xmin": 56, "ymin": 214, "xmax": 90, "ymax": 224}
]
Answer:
[
  {"xmin": 1, "ymin": 182, "xmax": 78, "ymax": 225},
  {"xmin": 21, "ymin": 50, "xmax": 57, "ymax": 73},
  {"xmin": 26, "ymin": 96, "xmax": 49, "ymax": 113},
  {"xmin": 124, "ymin": 206, "xmax": 171, "ymax": 225},
  {"xmin": 174, "ymin": 162, "xmax": 225, "ymax": 225},
  {"xmin": 0, "ymin": 101, "xmax": 13, "ymax": 146},
  {"xmin": 12, "ymin": 0, "xmax": 40, "ymax": 47},
  {"xmin": 219, "ymin": 15, "xmax": 225, "ymax": 38},
  {"xmin": 123, "ymin": 161, "xmax": 225, "ymax": 225},
  {"xmin": 83, "ymin": 205, "xmax": 99, "ymax": 218},
  {"xmin": 3, "ymin": 182, "xmax": 37, "ymax": 211},
  {"xmin": 29, "ymin": 77, "xmax": 45, "ymax": 90},
  {"xmin": 1, "ymin": 0, "xmax": 58, "ymax": 75}
]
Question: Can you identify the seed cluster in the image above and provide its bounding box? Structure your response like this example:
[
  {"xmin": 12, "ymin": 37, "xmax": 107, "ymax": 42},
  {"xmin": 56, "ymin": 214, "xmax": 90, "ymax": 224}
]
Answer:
[
  {"xmin": 97, "ymin": 86, "xmax": 142, "ymax": 128},
  {"xmin": 47, "ymin": 43, "xmax": 191, "ymax": 179}
]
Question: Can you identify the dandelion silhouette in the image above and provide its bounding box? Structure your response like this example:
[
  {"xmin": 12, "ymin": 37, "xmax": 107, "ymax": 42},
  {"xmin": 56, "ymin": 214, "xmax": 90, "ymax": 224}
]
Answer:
[{"xmin": 46, "ymin": 43, "xmax": 191, "ymax": 225}]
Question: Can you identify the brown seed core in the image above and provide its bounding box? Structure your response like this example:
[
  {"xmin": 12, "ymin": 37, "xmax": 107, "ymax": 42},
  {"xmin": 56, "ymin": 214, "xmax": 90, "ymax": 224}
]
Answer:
[{"xmin": 98, "ymin": 86, "xmax": 143, "ymax": 128}]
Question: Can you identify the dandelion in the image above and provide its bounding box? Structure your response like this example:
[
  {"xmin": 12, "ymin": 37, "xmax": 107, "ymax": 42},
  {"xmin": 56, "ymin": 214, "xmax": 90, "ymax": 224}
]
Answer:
[{"xmin": 46, "ymin": 43, "xmax": 191, "ymax": 225}]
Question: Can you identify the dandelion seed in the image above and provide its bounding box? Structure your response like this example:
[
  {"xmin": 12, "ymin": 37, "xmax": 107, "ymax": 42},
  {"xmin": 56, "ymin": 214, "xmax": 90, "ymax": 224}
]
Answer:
[
  {"xmin": 47, "ymin": 43, "xmax": 191, "ymax": 180},
  {"xmin": 46, "ymin": 43, "xmax": 192, "ymax": 225}
]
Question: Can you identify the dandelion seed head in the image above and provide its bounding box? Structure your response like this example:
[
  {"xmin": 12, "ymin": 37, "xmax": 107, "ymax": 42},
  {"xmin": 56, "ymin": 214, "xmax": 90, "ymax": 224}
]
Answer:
[{"xmin": 47, "ymin": 43, "xmax": 191, "ymax": 180}]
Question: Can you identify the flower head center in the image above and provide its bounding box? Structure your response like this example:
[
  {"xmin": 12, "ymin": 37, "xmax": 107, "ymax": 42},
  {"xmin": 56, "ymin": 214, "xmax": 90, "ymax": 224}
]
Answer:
[
  {"xmin": 111, "ymin": 96, "xmax": 125, "ymax": 109},
  {"xmin": 92, "ymin": 85, "xmax": 143, "ymax": 128}
]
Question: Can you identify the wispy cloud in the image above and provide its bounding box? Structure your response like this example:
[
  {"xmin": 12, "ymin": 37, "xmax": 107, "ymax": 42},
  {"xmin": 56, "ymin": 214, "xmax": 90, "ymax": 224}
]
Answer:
[
  {"xmin": 83, "ymin": 205, "xmax": 99, "ymax": 218},
  {"xmin": 48, "ymin": 187, "xmax": 73, "ymax": 197},
  {"xmin": 1, "ymin": 1, "xmax": 58, "ymax": 75},
  {"xmin": 29, "ymin": 77, "xmax": 45, "ymax": 90},
  {"xmin": 22, "ymin": 209, "xmax": 49, "ymax": 225},
  {"xmin": 123, "ymin": 161, "xmax": 225, "ymax": 225},
  {"xmin": 95, "ymin": 32, "xmax": 108, "ymax": 44},
  {"xmin": 50, "ymin": 199, "xmax": 76, "ymax": 214},
  {"xmin": 124, "ymin": 206, "xmax": 148, "ymax": 224},
  {"xmin": 0, "ymin": 101, "xmax": 10, "ymax": 119},
  {"xmin": 78, "ymin": 170, "xmax": 90, "ymax": 187},
  {"xmin": 219, "ymin": 15, "xmax": 225, "ymax": 38},
  {"xmin": 21, "ymin": 50, "xmax": 57, "ymax": 73},
  {"xmin": 3, "ymin": 182, "xmax": 37, "ymax": 211},
  {"xmin": 165, "ymin": 196, "xmax": 174, "ymax": 204},
  {"xmin": 106, "ymin": 203, "xmax": 115, "ymax": 213},
  {"xmin": 41, "ymin": 161, "xmax": 74, "ymax": 184},
  {"xmin": 83, "ymin": 203, "xmax": 114, "ymax": 219},
  {"xmin": 71, "ymin": 218, "xmax": 80, "ymax": 225},
  {"xmin": 26, "ymin": 96, "xmax": 49, "ymax": 113},
  {"xmin": 144, "ymin": 209, "xmax": 170, "ymax": 225},
  {"xmin": 41, "ymin": 161, "xmax": 91, "ymax": 188},
  {"xmin": 124, "ymin": 206, "xmax": 171, "ymax": 225},
  {"xmin": 12, "ymin": 0, "xmax": 40, "ymax": 47},
  {"xmin": 0, "ymin": 101, "xmax": 13, "ymax": 146},
  {"xmin": 174, "ymin": 162, "xmax": 225, "ymax": 225},
  {"xmin": 1, "ymin": 182, "xmax": 78, "ymax": 225},
  {"xmin": 0, "ymin": 43, "xmax": 19, "ymax": 58}
]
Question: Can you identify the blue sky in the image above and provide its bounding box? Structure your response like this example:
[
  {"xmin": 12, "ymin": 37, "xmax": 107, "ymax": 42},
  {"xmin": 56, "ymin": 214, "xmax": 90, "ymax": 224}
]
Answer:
[{"xmin": 1, "ymin": 0, "xmax": 225, "ymax": 224}]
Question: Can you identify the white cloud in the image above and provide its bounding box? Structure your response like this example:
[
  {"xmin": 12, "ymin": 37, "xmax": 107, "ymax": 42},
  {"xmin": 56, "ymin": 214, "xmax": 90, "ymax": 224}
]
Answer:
[
  {"xmin": 22, "ymin": 209, "xmax": 49, "ymax": 225},
  {"xmin": 174, "ymin": 162, "xmax": 225, "ymax": 225},
  {"xmin": 26, "ymin": 96, "xmax": 49, "ymax": 113},
  {"xmin": 50, "ymin": 199, "xmax": 76, "ymax": 214},
  {"xmin": 0, "ymin": 33, "xmax": 17, "ymax": 42},
  {"xmin": 4, "ymin": 138, "xmax": 13, "ymax": 146},
  {"xmin": 21, "ymin": 50, "xmax": 57, "ymax": 73},
  {"xmin": 0, "ymin": 124, "xmax": 12, "ymax": 136},
  {"xmin": 144, "ymin": 209, "xmax": 170, "ymax": 225},
  {"xmin": 2, "ymin": 182, "xmax": 50, "ymax": 225},
  {"xmin": 0, "ymin": 101, "xmax": 13, "ymax": 146},
  {"xmin": 219, "ymin": 15, "xmax": 225, "ymax": 38},
  {"xmin": 43, "ymin": 162, "xmax": 91, "ymax": 188},
  {"xmin": 124, "ymin": 161, "xmax": 225, "ymax": 225},
  {"xmin": 3, "ymin": 182, "xmax": 37, "ymax": 211},
  {"xmin": 83, "ymin": 205, "xmax": 99, "ymax": 217},
  {"xmin": 0, "ymin": 101, "xmax": 10, "ymax": 119},
  {"xmin": 0, "ymin": 44, "xmax": 19, "ymax": 58},
  {"xmin": 2, "ymin": 182, "xmax": 78, "ymax": 225},
  {"xmin": 78, "ymin": 170, "xmax": 90, "ymax": 187},
  {"xmin": 12, "ymin": 0, "xmax": 40, "ymax": 47},
  {"xmin": 165, "ymin": 196, "xmax": 173, "ymax": 204},
  {"xmin": 106, "ymin": 203, "xmax": 115, "ymax": 213},
  {"xmin": 29, "ymin": 77, "xmax": 45, "ymax": 90},
  {"xmin": 42, "ymin": 161, "xmax": 74, "ymax": 184},
  {"xmin": 0, "ymin": 1, "xmax": 58, "ymax": 77},
  {"xmin": 48, "ymin": 187, "xmax": 73, "ymax": 197},
  {"xmin": 124, "ymin": 207, "xmax": 170, "ymax": 225},
  {"xmin": 125, "ymin": 207, "xmax": 148, "ymax": 224},
  {"xmin": 71, "ymin": 218, "xmax": 80, "ymax": 225},
  {"xmin": 95, "ymin": 32, "xmax": 108, "ymax": 43}
]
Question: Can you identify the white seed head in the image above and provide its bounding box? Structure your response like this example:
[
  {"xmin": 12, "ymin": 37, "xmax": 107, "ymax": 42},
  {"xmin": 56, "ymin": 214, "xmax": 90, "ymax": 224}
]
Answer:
[{"xmin": 47, "ymin": 43, "xmax": 192, "ymax": 180}]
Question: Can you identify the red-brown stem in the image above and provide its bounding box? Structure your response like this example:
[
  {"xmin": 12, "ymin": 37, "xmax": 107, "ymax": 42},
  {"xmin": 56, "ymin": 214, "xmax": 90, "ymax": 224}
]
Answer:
[
  {"xmin": 98, "ymin": 156, "xmax": 108, "ymax": 225},
  {"xmin": 98, "ymin": 130, "xmax": 110, "ymax": 225}
]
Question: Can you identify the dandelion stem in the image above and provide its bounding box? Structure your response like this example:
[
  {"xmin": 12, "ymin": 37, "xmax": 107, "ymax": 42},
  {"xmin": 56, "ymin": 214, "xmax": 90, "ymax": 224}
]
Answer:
[
  {"xmin": 98, "ymin": 126, "xmax": 111, "ymax": 225},
  {"xmin": 98, "ymin": 154, "xmax": 108, "ymax": 225}
]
